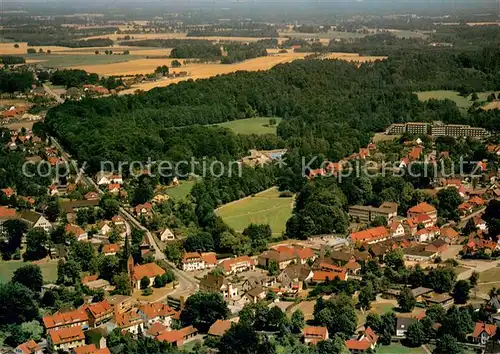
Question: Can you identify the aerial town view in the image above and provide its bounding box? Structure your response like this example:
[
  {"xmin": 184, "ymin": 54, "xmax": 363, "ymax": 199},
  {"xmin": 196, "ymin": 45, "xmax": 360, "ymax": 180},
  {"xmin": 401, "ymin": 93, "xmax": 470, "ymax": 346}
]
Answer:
[{"xmin": 1, "ymin": 0, "xmax": 500, "ymax": 353}]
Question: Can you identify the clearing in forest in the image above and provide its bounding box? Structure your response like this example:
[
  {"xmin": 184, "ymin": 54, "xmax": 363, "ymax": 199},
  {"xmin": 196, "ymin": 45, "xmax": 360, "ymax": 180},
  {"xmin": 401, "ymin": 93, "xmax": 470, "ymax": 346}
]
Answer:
[{"xmin": 215, "ymin": 117, "xmax": 282, "ymax": 135}]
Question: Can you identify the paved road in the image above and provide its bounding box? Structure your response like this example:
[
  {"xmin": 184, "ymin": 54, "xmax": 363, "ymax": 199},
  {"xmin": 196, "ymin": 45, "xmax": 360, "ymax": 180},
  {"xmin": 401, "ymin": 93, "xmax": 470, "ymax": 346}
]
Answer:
[
  {"xmin": 43, "ymin": 83, "xmax": 64, "ymax": 104},
  {"xmin": 49, "ymin": 135, "xmax": 199, "ymax": 296}
]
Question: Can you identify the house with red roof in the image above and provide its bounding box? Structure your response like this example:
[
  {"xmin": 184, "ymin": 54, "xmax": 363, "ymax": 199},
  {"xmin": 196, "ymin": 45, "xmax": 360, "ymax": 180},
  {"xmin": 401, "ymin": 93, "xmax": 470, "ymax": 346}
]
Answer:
[
  {"xmin": 463, "ymin": 239, "xmax": 500, "ymax": 256},
  {"xmin": 15, "ymin": 339, "xmax": 42, "ymax": 354},
  {"xmin": 107, "ymin": 184, "xmax": 121, "ymax": 194},
  {"xmin": 407, "ymin": 202, "xmax": 437, "ymax": 223},
  {"xmin": 345, "ymin": 327, "xmax": 378, "ymax": 353},
  {"xmin": 42, "ymin": 309, "xmax": 89, "ymax": 331},
  {"xmin": 414, "ymin": 225, "xmax": 440, "ymax": 243},
  {"xmin": 208, "ymin": 319, "xmax": 234, "ymax": 337},
  {"xmin": 73, "ymin": 344, "xmax": 111, "ymax": 354},
  {"xmin": 458, "ymin": 202, "xmax": 473, "ymax": 216},
  {"xmin": 220, "ymin": 255, "xmax": 255, "ymax": 275},
  {"xmin": 440, "ymin": 227, "xmax": 460, "ymax": 244},
  {"xmin": 312, "ymin": 270, "xmax": 347, "ymax": 283},
  {"xmin": 350, "ymin": 226, "xmax": 389, "ymax": 245},
  {"xmin": 1, "ymin": 187, "xmax": 15, "ymax": 198},
  {"xmin": 102, "ymin": 243, "xmax": 120, "ymax": 256},
  {"xmin": 272, "ymin": 245, "xmax": 316, "ymax": 265},
  {"xmin": 307, "ymin": 168, "xmax": 326, "ymax": 179},
  {"xmin": 156, "ymin": 326, "xmax": 198, "ymax": 346},
  {"xmin": 130, "ymin": 262, "xmax": 166, "ymax": 290},
  {"xmin": 408, "ymin": 146, "xmax": 423, "ymax": 161},
  {"xmin": 84, "ymin": 301, "xmax": 113, "ymax": 328},
  {"xmin": 84, "ymin": 192, "xmax": 100, "ymax": 201},
  {"xmin": 303, "ymin": 326, "xmax": 329, "ymax": 345},
  {"xmin": 65, "ymin": 224, "xmax": 88, "ymax": 242},
  {"xmin": 469, "ymin": 196, "xmax": 485, "ymax": 207},
  {"xmin": 134, "ymin": 202, "xmax": 153, "ymax": 217},
  {"xmin": 48, "ymin": 326, "xmax": 85, "ymax": 352},
  {"xmin": 181, "ymin": 252, "xmax": 217, "ymax": 271},
  {"xmin": 470, "ymin": 322, "xmax": 497, "ymax": 345},
  {"xmin": 138, "ymin": 302, "xmax": 177, "ymax": 329}
]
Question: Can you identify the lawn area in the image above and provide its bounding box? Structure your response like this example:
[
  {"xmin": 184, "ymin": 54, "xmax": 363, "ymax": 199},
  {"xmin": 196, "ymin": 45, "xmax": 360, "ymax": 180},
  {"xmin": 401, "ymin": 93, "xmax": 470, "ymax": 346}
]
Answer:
[
  {"xmin": 478, "ymin": 266, "xmax": 500, "ymax": 283},
  {"xmin": 377, "ymin": 343, "xmax": 427, "ymax": 354},
  {"xmin": 215, "ymin": 187, "xmax": 293, "ymax": 236},
  {"xmin": 0, "ymin": 260, "xmax": 58, "ymax": 284},
  {"xmin": 214, "ymin": 117, "xmax": 282, "ymax": 135},
  {"xmin": 164, "ymin": 180, "xmax": 196, "ymax": 200},
  {"xmin": 416, "ymin": 90, "xmax": 494, "ymax": 111}
]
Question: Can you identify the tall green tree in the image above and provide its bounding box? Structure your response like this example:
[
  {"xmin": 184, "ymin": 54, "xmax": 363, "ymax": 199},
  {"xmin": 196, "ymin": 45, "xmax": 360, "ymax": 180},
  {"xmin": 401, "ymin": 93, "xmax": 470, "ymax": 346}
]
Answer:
[
  {"xmin": 12, "ymin": 264, "xmax": 43, "ymax": 293},
  {"xmin": 397, "ymin": 287, "xmax": 416, "ymax": 313},
  {"xmin": 181, "ymin": 292, "xmax": 229, "ymax": 332}
]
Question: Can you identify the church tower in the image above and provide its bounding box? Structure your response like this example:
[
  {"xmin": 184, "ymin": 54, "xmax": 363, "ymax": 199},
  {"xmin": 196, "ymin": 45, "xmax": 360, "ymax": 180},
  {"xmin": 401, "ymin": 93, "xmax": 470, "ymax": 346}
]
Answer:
[{"xmin": 127, "ymin": 255, "xmax": 135, "ymax": 287}]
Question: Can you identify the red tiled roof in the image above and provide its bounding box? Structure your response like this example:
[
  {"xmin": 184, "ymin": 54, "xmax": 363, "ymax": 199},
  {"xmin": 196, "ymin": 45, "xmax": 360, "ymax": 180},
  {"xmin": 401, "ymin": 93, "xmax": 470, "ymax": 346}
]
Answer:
[
  {"xmin": 440, "ymin": 227, "xmax": 459, "ymax": 239},
  {"xmin": 0, "ymin": 206, "xmax": 16, "ymax": 218},
  {"xmin": 107, "ymin": 183, "xmax": 120, "ymax": 191},
  {"xmin": 43, "ymin": 309, "xmax": 88, "ymax": 329},
  {"xmin": 409, "ymin": 146, "xmax": 423, "ymax": 160},
  {"xmin": 134, "ymin": 202, "xmax": 152, "ymax": 214},
  {"xmin": 86, "ymin": 300, "xmax": 112, "ymax": 318},
  {"xmin": 364, "ymin": 327, "xmax": 378, "ymax": 344},
  {"xmin": 82, "ymin": 274, "xmax": 99, "ymax": 285},
  {"xmin": 1, "ymin": 187, "xmax": 15, "ymax": 198},
  {"xmin": 350, "ymin": 226, "xmax": 388, "ymax": 243},
  {"xmin": 156, "ymin": 326, "xmax": 197, "ymax": 344},
  {"xmin": 303, "ymin": 326, "xmax": 328, "ymax": 339},
  {"xmin": 313, "ymin": 270, "xmax": 346, "ymax": 282},
  {"xmin": 408, "ymin": 202, "xmax": 436, "ymax": 214},
  {"xmin": 147, "ymin": 322, "xmax": 168, "ymax": 336},
  {"xmin": 208, "ymin": 319, "xmax": 232, "ymax": 336},
  {"xmin": 472, "ymin": 322, "xmax": 497, "ymax": 338},
  {"xmin": 102, "ymin": 244, "xmax": 120, "ymax": 254},
  {"xmin": 469, "ymin": 196, "xmax": 485, "ymax": 206},
  {"xmin": 345, "ymin": 339, "xmax": 371, "ymax": 351},
  {"xmin": 220, "ymin": 256, "xmax": 254, "ymax": 272},
  {"xmin": 49, "ymin": 326, "xmax": 84, "ymax": 345},
  {"xmin": 65, "ymin": 224, "xmax": 85, "ymax": 236},
  {"xmin": 132, "ymin": 262, "xmax": 165, "ymax": 281},
  {"xmin": 201, "ymin": 252, "xmax": 217, "ymax": 265},
  {"xmin": 458, "ymin": 202, "xmax": 472, "ymax": 210},
  {"xmin": 139, "ymin": 303, "xmax": 177, "ymax": 320},
  {"xmin": 413, "ymin": 214, "xmax": 433, "ymax": 224},
  {"xmin": 15, "ymin": 339, "xmax": 41, "ymax": 354}
]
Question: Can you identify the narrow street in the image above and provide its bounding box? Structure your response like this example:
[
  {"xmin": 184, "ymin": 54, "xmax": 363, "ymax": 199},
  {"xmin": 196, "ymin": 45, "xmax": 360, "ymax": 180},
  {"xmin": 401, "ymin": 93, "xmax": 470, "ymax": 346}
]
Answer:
[
  {"xmin": 43, "ymin": 83, "xmax": 64, "ymax": 104},
  {"xmin": 49, "ymin": 134, "xmax": 199, "ymax": 296}
]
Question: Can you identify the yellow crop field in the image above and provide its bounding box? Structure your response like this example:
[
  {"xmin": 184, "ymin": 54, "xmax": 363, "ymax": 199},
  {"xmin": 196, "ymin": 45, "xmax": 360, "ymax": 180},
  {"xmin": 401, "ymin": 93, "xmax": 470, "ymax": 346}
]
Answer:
[
  {"xmin": 482, "ymin": 101, "xmax": 500, "ymax": 111},
  {"xmin": 72, "ymin": 50, "xmax": 308, "ymax": 80},
  {"xmin": 324, "ymin": 52, "xmax": 388, "ymax": 62}
]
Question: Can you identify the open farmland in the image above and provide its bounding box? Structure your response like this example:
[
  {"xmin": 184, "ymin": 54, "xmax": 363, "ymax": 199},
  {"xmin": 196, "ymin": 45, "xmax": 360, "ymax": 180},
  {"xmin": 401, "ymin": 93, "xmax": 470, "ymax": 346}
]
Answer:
[
  {"xmin": 82, "ymin": 32, "xmax": 274, "ymax": 43},
  {"xmin": 324, "ymin": 52, "xmax": 387, "ymax": 62},
  {"xmin": 215, "ymin": 117, "xmax": 282, "ymax": 135},
  {"xmin": 483, "ymin": 101, "xmax": 500, "ymax": 111},
  {"xmin": 215, "ymin": 187, "xmax": 293, "ymax": 236}
]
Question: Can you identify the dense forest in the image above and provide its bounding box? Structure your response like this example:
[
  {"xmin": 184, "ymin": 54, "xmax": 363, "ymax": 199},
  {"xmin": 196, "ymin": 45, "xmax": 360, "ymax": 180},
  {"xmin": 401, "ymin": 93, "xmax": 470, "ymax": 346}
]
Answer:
[
  {"xmin": 0, "ymin": 56, "xmax": 26, "ymax": 65},
  {"xmin": 0, "ymin": 69, "xmax": 34, "ymax": 93},
  {"xmin": 45, "ymin": 48, "xmax": 500, "ymax": 168},
  {"xmin": 0, "ymin": 24, "xmax": 117, "ymax": 46}
]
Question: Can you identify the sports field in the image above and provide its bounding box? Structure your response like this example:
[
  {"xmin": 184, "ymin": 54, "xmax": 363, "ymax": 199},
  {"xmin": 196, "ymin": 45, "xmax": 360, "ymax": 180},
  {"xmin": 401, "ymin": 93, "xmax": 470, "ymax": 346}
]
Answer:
[
  {"xmin": 0, "ymin": 260, "xmax": 58, "ymax": 284},
  {"xmin": 417, "ymin": 90, "xmax": 495, "ymax": 110},
  {"xmin": 215, "ymin": 187, "xmax": 294, "ymax": 236},
  {"xmin": 215, "ymin": 117, "xmax": 282, "ymax": 135}
]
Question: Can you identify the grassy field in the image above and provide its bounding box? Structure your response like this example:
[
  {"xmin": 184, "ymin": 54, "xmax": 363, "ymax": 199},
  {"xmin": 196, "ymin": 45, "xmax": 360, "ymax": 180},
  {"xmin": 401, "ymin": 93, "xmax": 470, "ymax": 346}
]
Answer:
[
  {"xmin": 215, "ymin": 117, "xmax": 282, "ymax": 135},
  {"xmin": 417, "ymin": 90, "xmax": 494, "ymax": 110},
  {"xmin": 164, "ymin": 180, "xmax": 196, "ymax": 200},
  {"xmin": 377, "ymin": 343, "xmax": 427, "ymax": 354},
  {"xmin": 215, "ymin": 187, "xmax": 293, "ymax": 236},
  {"xmin": 0, "ymin": 260, "xmax": 58, "ymax": 284}
]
